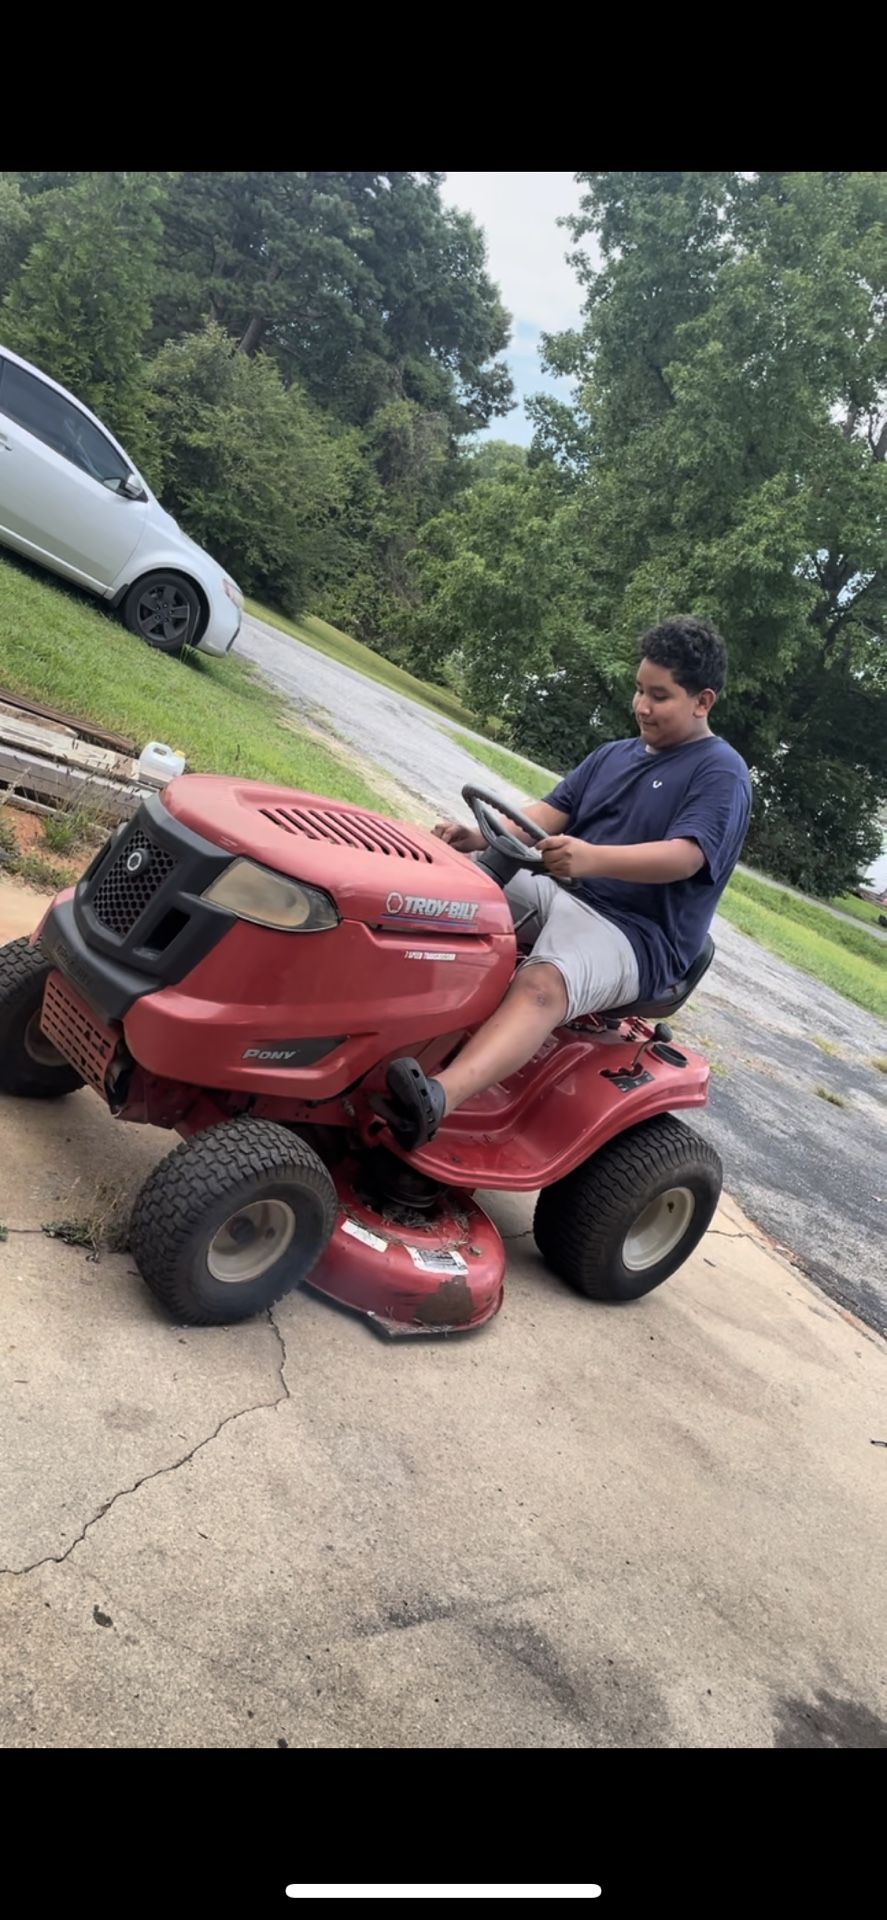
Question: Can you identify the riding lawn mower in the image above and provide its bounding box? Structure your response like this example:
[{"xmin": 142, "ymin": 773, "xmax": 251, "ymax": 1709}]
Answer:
[{"xmin": 0, "ymin": 778, "xmax": 722, "ymax": 1333}]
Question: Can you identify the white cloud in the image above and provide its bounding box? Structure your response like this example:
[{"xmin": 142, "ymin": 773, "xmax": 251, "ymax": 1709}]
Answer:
[
  {"xmin": 441, "ymin": 170, "xmax": 585, "ymax": 336},
  {"xmin": 440, "ymin": 171, "xmax": 592, "ymax": 442}
]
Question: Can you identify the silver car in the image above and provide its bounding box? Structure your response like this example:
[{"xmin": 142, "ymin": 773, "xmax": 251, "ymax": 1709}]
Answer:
[{"xmin": 0, "ymin": 345, "xmax": 243, "ymax": 656}]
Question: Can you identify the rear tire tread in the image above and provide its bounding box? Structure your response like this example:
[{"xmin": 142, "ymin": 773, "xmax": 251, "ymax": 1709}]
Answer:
[{"xmin": 533, "ymin": 1114, "xmax": 722, "ymax": 1302}]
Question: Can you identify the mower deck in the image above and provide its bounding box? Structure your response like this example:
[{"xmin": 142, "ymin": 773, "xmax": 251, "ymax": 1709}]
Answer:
[{"xmin": 308, "ymin": 1161, "xmax": 505, "ymax": 1336}]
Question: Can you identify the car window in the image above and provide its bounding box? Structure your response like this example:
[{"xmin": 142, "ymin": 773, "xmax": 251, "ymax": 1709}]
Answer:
[{"xmin": 0, "ymin": 358, "xmax": 132, "ymax": 489}]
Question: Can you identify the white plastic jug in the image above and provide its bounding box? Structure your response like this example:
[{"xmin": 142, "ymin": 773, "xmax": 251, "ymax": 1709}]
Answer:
[{"xmin": 138, "ymin": 740, "xmax": 186, "ymax": 784}]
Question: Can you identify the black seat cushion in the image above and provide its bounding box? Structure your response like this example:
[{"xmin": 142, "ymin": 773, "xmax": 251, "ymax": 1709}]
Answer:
[{"xmin": 606, "ymin": 935, "xmax": 715, "ymax": 1021}]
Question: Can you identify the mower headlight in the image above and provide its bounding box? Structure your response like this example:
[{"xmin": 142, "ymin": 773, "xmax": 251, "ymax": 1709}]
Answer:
[{"xmin": 202, "ymin": 859, "xmax": 338, "ymax": 931}]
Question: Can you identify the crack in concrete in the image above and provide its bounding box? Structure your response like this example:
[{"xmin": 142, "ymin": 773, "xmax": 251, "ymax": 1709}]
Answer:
[
  {"xmin": 706, "ymin": 1225, "xmax": 812, "ymax": 1271},
  {"xmin": 706, "ymin": 1228, "xmax": 765, "ymax": 1246},
  {"xmin": 267, "ymin": 1307, "xmax": 291, "ymax": 1401},
  {"xmin": 1, "ymin": 1315, "xmax": 292, "ymax": 1579},
  {"xmin": 500, "ymin": 1222, "xmax": 772, "ymax": 1251}
]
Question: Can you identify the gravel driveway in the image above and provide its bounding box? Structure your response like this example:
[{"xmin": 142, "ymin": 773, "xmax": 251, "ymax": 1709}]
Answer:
[
  {"xmin": 239, "ymin": 613, "xmax": 887, "ymax": 1334},
  {"xmin": 238, "ymin": 612, "xmax": 534, "ymax": 825}
]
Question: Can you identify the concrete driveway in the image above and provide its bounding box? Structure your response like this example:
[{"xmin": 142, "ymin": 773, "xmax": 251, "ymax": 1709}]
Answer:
[
  {"xmin": 239, "ymin": 613, "xmax": 887, "ymax": 1336},
  {"xmin": 1, "ymin": 883, "xmax": 884, "ymax": 1749}
]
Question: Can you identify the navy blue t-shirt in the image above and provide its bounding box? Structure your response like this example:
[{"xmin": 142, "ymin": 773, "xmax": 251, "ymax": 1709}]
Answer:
[{"xmin": 545, "ymin": 734, "xmax": 752, "ymax": 997}]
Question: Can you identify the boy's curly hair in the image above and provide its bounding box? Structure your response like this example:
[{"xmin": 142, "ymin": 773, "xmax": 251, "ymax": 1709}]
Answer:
[{"xmin": 640, "ymin": 616, "xmax": 728, "ymax": 696}]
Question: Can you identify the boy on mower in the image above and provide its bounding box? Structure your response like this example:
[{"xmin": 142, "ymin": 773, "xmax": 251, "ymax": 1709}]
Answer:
[
  {"xmin": 383, "ymin": 616, "xmax": 752, "ymax": 1149},
  {"xmin": 0, "ymin": 614, "xmax": 739, "ymax": 1327}
]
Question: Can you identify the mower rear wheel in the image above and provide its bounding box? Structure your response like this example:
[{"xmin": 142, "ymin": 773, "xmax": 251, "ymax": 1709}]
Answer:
[
  {"xmin": 533, "ymin": 1114, "xmax": 722, "ymax": 1303},
  {"xmin": 129, "ymin": 1119, "xmax": 338, "ymax": 1325},
  {"xmin": 0, "ymin": 938, "xmax": 85, "ymax": 1099}
]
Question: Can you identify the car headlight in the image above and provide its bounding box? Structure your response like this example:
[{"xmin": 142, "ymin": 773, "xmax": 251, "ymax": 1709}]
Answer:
[
  {"xmin": 222, "ymin": 578, "xmax": 243, "ymax": 608},
  {"xmin": 202, "ymin": 859, "xmax": 338, "ymax": 931}
]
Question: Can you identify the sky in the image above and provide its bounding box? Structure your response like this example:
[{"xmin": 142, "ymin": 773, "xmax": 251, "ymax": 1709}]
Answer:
[{"xmin": 439, "ymin": 171, "xmax": 589, "ymax": 446}]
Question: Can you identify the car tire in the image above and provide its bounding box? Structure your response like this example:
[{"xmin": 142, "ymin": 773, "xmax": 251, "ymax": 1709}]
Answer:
[
  {"xmin": 533, "ymin": 1114, "xmax": 723, "ymax": 1303},
  {"xmin": 123, "ymin": 573, "xmax": 202, "ymax": 655}
]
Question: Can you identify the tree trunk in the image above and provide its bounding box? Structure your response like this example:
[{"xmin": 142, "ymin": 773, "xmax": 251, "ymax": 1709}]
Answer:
[
  {"xmin": 237, "ymin": 311, "xmax": 266, "ymax": 355},
  {"xmin": 237, "ymin": 264, "xmax": 281, "ymax": 356}
]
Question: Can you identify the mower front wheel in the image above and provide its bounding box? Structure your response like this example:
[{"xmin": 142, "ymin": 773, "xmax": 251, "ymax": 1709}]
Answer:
[
  {"xmin": 0, "ymin": 938, "xmax": 85, "ymax": 1099},
  {"xmin": 129, "ymin": 1119, "xmax": 338, "ymax": 1325},
  {"xmin": 533, "ymin": 1114, "xmax": 722, "ymax": 1303}
]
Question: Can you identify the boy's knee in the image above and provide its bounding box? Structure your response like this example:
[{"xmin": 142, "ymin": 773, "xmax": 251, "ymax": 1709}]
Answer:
[{"xmin": 511, "ymin": 962, "xmax": 568, "ymax": 1015}]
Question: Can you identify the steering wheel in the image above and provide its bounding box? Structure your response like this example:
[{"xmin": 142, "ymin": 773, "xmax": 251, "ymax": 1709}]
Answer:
[{"xmin": 461, "ymin": 783, "xmax": 548, "ymax": 872}]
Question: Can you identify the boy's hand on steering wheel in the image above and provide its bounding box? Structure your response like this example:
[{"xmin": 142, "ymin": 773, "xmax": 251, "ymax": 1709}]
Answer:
[
  {"xmin": 433, "ymin": 820, "xmax": 485, "ymax": 854},
  {"xmin": 540, "ymin": 834, "xmax": 595, "ymax": 879}
]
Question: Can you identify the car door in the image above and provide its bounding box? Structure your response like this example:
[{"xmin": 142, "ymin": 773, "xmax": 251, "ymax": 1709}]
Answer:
[{"xmin": 0, "ymin": 356, "xmax": 147, "ymax": 591}]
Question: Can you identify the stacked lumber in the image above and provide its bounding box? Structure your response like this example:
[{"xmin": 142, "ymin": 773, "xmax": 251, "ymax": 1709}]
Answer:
[
  {"xmin": 0, "ymin": 699, "xmax": 172, "ymax": 823},
  {"xmin": 0, "ymin": 688, "xmax": 136, "ymax": 756}
]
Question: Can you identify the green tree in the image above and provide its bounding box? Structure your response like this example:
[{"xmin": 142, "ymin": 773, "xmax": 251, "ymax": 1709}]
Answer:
[
  {"xmin": 0, "ymin": 177, "xmax": 33, "ymax": 294},
  {"xmin": 464, "ymin": 439, "xmax": 528, "ymax": 484},
  {"xmin": 147, "ymin": 172, "xmax": 514, "ymax": 638},
  {"xmin": 0, "ymin": 170, "xmax": 517, "ymax": 645},
  {"xmin": 146, "ymin": 323, "xmax": 354, "ymax": 613},
  {"xmin": 1, "ymin": 172, "xmax": 166, "ymax": 452},
  {"xmin": 315, "ymin": 398, "xmax": 452, "ymax": 651},
  {"xmin": 406, "ymin": 464, "xmax": 619, "ymax": 747},
  {"xmin": 151, "ymin": 171, "xmax": 512, "ymax": 432},
  {"xmin": 532, "ymin": 170, "xmax": 887, "ymax": 891}
]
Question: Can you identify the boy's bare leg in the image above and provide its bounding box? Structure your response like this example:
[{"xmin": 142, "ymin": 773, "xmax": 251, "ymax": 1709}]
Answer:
[{"xmin": 435, "ymin": 963, "xmax": 568, "ymax": 1115}]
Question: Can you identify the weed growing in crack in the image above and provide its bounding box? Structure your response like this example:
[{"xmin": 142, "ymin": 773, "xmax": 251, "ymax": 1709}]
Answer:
[
  {"xmin": 814, "ymin": 1086, "xmax": 847, "ymax": 1109},
  {"xmin": 42, "ymin": 1178, "xmax": 132, "ymax": 1259}
]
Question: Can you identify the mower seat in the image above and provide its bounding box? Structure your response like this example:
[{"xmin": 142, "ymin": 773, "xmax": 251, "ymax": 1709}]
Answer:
[{"xmin": 605, "ymin": 935, "xmax": 715, "ymax": 1022}]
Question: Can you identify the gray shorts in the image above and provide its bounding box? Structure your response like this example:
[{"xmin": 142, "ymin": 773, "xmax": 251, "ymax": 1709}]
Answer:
[{"xmin": 504, "ymin": 868, "xmax": 640, "ymax": 1021}]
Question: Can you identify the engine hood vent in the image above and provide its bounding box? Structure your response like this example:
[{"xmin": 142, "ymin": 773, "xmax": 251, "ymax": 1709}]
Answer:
[{"xmin": 259, "ymin": 803, "xmax": 433, "ymax": 862}]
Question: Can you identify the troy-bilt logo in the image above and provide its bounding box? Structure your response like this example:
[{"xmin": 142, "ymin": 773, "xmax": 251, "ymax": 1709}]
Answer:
[{"xmin": 385, "ymin": 890, "xmax": 479, "ymax": 923}]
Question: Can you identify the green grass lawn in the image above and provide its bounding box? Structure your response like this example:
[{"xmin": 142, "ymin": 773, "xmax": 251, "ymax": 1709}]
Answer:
[
  {"xmin": 830, "ymin": 891, "xmax": 885, "ymax": 929},
  {"xmin": 446, "ymin": 728, "xmax": 559, "ymax": 800},
  {"xmin": 720, "ymin": 869, "xmax": 887, "ymax": 1021},
  {"xmin": 247, "ymin": 599, "xmax": 478, "ymax": 728},
  {"xmin": 0, "ymin": 558, "xmax": 390, "ymax": 812}
]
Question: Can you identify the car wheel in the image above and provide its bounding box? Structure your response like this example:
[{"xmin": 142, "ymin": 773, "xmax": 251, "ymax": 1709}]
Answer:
[{"xmin": 123, "ymin": 573, "xmax": 201, "ymax": 654}]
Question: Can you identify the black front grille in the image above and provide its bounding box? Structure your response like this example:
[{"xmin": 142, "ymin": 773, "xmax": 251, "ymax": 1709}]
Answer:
[
  {"xmin": 91, "ymin": 829, "xmax": 177, "ymax": 937},
  {"xmin": 60, "ymin": 793, "xmax": 240, "ymax": 1020}
]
